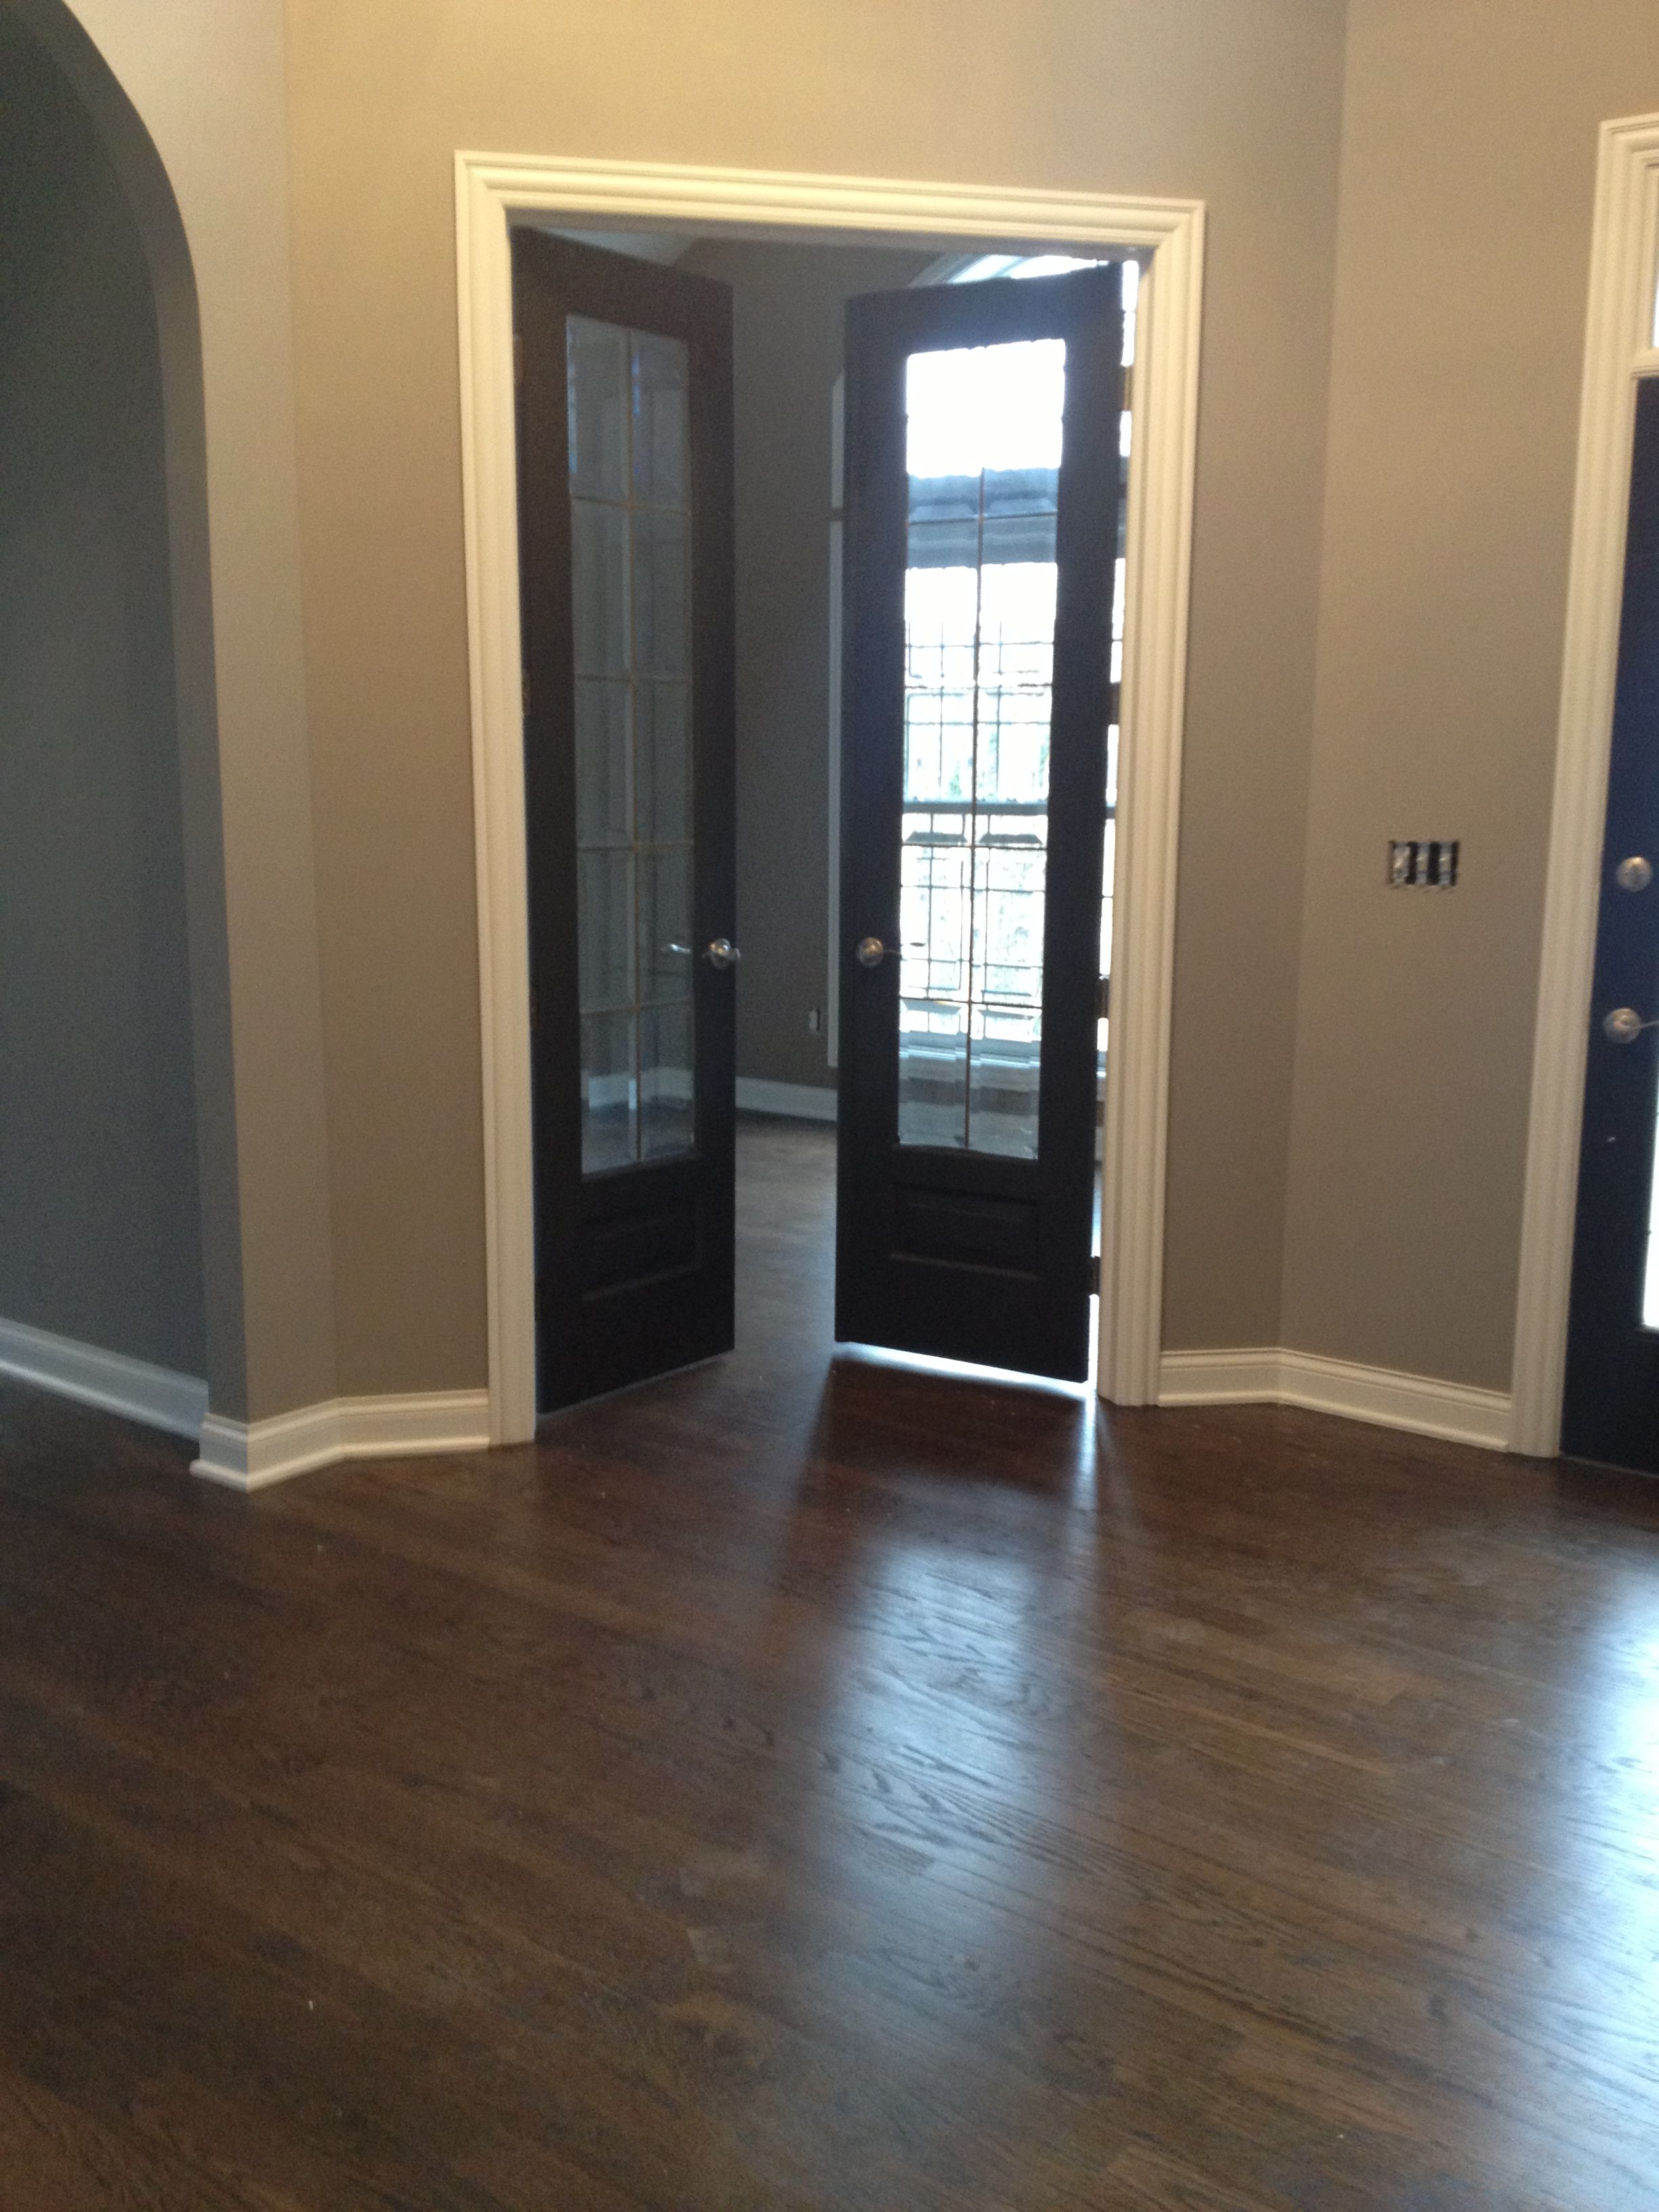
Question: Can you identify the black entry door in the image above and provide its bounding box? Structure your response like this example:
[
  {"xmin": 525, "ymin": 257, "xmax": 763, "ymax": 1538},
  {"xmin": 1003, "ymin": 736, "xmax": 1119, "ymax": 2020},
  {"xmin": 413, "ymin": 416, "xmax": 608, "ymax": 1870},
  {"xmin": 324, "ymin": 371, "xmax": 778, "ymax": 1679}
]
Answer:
[
  {"xmin": 1563, "ymin": 374, "xmax": 1659, "ymax": 1471},
  {"xmin": 513, "ymin": 231, "xmax": 737, "ymax": 1413},
  {"xmin": 835, "ymin": 266, "xmax": 1124, "ymax": 1381}
]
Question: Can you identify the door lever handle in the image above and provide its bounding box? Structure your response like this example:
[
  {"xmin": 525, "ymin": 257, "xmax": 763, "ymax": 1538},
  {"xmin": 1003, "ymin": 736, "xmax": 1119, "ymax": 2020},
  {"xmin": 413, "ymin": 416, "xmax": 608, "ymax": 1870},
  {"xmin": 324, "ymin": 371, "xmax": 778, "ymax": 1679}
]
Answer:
[{"xmin": 1603, "ymin": 1006, "xmax": 1658, "ymax": 1044}]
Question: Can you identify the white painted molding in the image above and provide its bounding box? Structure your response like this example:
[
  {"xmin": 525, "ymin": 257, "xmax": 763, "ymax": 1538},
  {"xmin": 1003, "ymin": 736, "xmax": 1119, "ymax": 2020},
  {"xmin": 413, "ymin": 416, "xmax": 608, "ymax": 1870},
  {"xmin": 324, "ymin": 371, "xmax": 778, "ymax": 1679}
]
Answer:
[
  {"xmin": 192, "ymin": 1390, "xmax": 492, "ymax": 1492},
  {"xmin": 1156, "ymin": 1347, "xmax": 1282, "ymax": 1405},
  {"xmin": 735, "ymin": 1078, "xmax": 838, "ymax": 1121},
  {"xmin": 0, "ymin": 1315, "xmax": 207, "ymax": 1439},
  {"xmin": 456, "ymin": 152, "xmax": 1205, "ymax": 1439},
  {"xmin": 1159, "ymin": 1347, "xmax": 1511, "ymax": 1452},
  {"xmin": 1099, "ymin": 203, "xmax": 1204, "ymax": 1406},
  {"xmin": 1511, "ymin": 114, "xmax": 1659, "ymax": 1458}
]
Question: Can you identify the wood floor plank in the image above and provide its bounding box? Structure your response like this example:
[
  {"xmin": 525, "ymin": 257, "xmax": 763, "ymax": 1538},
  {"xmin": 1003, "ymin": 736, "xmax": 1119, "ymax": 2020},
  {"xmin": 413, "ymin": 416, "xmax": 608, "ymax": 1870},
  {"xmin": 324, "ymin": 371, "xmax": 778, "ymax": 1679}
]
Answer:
[{"xmin": 1, "ymin": 1118, "xmax": 1658, "ymax": 2208}]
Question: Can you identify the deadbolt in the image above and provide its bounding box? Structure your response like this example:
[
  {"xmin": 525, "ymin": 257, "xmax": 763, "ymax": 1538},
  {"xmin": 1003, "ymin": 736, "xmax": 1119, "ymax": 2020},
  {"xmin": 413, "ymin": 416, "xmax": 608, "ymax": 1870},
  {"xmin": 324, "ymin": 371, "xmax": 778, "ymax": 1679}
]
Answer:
[
  {"xmin": 1615, "ymin": 855, "xmax": 1654, "ymax": 893},
  {"xmin": 1603, "ymin": 1006, "xmax": 1655, "ymax": 1044}
]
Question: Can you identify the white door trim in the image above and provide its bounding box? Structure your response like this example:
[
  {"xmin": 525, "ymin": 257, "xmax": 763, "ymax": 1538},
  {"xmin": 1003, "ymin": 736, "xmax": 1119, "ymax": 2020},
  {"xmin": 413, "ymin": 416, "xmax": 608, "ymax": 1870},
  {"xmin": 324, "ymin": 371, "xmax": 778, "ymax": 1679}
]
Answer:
[
  {"xmin": 1510, "ymin": 114, "xmax": 1659, "ymax": 1457},
  {"xmin": 455, "ymin": 152, "xmax": 1205, "ymax": 1443}
]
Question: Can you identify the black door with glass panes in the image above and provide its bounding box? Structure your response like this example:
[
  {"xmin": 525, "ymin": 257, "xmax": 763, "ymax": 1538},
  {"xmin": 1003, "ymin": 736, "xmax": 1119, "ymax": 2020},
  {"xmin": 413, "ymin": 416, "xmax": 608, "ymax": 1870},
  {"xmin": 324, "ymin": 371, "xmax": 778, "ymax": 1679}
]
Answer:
[
  {"xmin": 512, "ymin": 230, "xmax": 737, "ymax": 1413},
  {"xmin": 1563, "ymin": 373, "xmax": 1659, "ymax": 1473},
  {"xmin": 834, "ymin": 265, "xmax": 1125, "ymax": 1381}
]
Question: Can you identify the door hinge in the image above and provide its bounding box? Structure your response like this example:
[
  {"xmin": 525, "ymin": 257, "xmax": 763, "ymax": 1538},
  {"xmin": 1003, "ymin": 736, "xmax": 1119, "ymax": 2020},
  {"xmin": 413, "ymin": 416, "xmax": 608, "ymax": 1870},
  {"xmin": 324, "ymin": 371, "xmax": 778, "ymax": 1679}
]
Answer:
[
  {"xmin": 513, "ymin": 329, "xmax": 524, "ymax": 386},
  {"xmin": 1088, "ymin": 1254, "xmax": 1101, "ymax": 1295},
  {"xmin": 1097, "ymin": 975, "xmax": 1111, "ymax": 1021}
]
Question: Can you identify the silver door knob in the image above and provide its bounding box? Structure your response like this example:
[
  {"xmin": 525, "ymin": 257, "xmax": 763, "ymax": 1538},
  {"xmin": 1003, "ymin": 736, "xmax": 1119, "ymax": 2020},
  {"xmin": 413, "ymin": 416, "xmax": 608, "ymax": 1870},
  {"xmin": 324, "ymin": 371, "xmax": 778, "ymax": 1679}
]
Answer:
[
  {"xmin": 1603, "ymin": 1006, "xmax": 1655, "ymax": 1043},
  {"xmin": 855, "ymin": 935, "xmax": 893, "ymax": 968},
  {"xmin": 1616, "ymin": 855, "xmax": 1654, "ymax": 892},
  {"xmin": 703, "ymin": 938, "xmax": 740, "ymax": 970}
]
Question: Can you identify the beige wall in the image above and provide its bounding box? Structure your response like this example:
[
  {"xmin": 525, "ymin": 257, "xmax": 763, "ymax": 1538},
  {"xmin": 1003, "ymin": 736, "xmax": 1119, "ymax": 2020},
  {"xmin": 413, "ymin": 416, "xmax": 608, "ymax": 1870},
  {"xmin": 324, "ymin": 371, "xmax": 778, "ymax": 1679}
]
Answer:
[
  {"xmin": 1282, "ymin": 0, "xmax": 1659, "ymax": 1391},
  {"xmin": 36, "ymin": 0, "xmax": 337, "ymax": 1422},
  {"xmin": 282, "ymin": 0, "xmax": 1347, "ymax": 1389}
]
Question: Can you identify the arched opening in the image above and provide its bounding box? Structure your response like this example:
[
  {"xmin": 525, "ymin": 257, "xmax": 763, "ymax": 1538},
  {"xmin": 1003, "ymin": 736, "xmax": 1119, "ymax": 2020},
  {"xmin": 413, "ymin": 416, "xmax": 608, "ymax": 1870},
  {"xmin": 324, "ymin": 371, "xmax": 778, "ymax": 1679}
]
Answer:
[{"xmin": 0, "ymin": 1, "xmax": 232, "ymax": 1427}]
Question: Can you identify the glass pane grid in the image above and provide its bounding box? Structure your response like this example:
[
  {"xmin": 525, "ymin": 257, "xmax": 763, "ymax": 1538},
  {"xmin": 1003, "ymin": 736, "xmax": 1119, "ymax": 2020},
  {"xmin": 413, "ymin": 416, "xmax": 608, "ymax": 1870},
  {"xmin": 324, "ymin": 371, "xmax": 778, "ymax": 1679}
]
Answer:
[
  {"xmin": 897, "ymin": 337, "xmax": 1065, "ymax": 1161},
  {"xmin": 569, "ymin": 316, "xmax": 696, "ymax": 1175}
]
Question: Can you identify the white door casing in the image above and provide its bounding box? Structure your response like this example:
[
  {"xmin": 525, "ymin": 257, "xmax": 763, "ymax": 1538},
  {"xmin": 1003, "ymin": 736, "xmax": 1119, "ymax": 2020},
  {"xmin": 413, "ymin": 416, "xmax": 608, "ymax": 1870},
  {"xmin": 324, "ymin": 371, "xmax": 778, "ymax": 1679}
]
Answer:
[
  {"xmin": 1511, "ymin": 114, "xmax": 1659, "ymax": 1456},
  {"xmin": 455, "ymin": 153, "xmax": 1205, "ymax": 1443}
]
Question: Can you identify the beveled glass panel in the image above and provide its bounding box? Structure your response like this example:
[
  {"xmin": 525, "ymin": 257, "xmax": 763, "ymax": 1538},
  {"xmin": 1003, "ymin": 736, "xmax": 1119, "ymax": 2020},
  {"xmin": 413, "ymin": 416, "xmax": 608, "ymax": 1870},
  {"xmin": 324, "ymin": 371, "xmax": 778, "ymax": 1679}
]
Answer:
[
  {"xmin": 895, "ymin": 336, "xmax": 1065, "ymax": 1160},
  {"xmin": 903, "ymin": 563, "xmax": 978, "ymax": 707},
  {"xmin": 581, "ymin": 1010, "xmax": 636, "ymax": 1174},
  {"xmin": 978, "ymin": 560, "xmax": 1057, "ymax": 683},
  {"xmin": 640, "ymin": 1002, "xmax": 695, "ymax": 1161},
  {"xmin": 636, "ymin": 682, "xmax": 691, "ymax": 844},
  {"xmin": 975, "ymin": 822, "xmax": 1048, "ymax": 999},
  {"xmin": 979, "ymin": 509, "xmax": 1057, "ymax": 567},
  {"xmin": 897, "ymin": 825, "xmax": 968, "ymax": 1151},
  {"xmin": 899, "ymin": 819, "xmax": 970, "ymax": 999},
  {"xmin": 566, "ymin": 314, "xmax": 697, "ymax": 1173},
  {"xmin": 907, "ymin": 473, "xmax": 980, "ymax": 524},
  {"xmin": 571, "ymin": 499, "xmax": 629, "ymax": 676},
  {"xmin": 637, "ymin": 846, "xmax": 693, "ymax": 1007},
  {"xmin": 907, "ymin": 515, "xmax": 980, "ymax": 570},
  {"xmin": 898, "ymin": 998, "xmax": 968, "ymax": 1151},
  {"xmin": 575, "ymin": 680, "xmax": 632, "ymax": 848},
  {"xmin": 982, "ymin": 465, "xmax": 1059, "ymax": 518},
  {"xmin": 577, "ymin": 848, "xmax": 634, "ymax": 1012},
  {"xmin": 968, "ymin": 1007, "xmax": 1042, "ymax": 1158},
  {"xmin": 632, "ymin": 507, "xmax": 689, "ymax": 676},
  {"xmin": 567, "ymin": 318, "xmax": 629, "ymax": 499},
  {"xmin": 632, "ymin": 333, "xmax": 689, "ymax": 507},
  {"xmin": 905, "ymin": 339, "xmax": 1065, "ymax": 476},
  {"xmin": 905, "ymin": 687, "xmax": 976, "ymax": 808}
]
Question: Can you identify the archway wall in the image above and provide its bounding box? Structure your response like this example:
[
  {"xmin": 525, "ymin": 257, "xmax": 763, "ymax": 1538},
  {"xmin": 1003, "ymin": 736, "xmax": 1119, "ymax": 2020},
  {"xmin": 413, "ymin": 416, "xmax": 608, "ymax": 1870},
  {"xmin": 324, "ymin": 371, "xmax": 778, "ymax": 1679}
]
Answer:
[
  {"xmin": 12, "ymin": 0, "xmax": 337, "ymax": 1423},
  {"xmin": 0, "ymin": 11, "xmax": 205, "ymax": 1376}
]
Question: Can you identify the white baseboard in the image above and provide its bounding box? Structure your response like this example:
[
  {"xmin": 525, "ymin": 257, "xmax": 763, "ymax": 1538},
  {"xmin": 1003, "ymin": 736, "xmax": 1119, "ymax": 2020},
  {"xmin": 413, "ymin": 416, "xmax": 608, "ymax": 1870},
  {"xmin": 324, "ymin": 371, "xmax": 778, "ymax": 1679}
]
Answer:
[
  {"xmin": 1158, "ymin": 1346, "xmax": 1513, "ymax": 1451},
  {"xmin": 0, "ymin": 1315, "xmax": 208, "ymax": 1439},
  {"xmin": 735, "ymin": 1078, "xmax": 838, "ymax": 1122},
  {"xmin": 1157, "ymin": 1347, "xmax": 1284, "ymax": 1406},
  {"xmin": 192, "ymin": 1389, "xmax": 492, "ymax": 1492}
]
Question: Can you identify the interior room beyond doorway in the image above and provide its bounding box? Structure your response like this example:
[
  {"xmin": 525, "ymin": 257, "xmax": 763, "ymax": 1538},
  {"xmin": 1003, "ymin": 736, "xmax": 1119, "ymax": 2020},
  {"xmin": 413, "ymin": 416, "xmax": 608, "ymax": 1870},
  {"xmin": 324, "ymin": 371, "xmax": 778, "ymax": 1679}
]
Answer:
[{"xmin": 546, "ymin": 224, "xmax": 1131, "ymax": 1404}]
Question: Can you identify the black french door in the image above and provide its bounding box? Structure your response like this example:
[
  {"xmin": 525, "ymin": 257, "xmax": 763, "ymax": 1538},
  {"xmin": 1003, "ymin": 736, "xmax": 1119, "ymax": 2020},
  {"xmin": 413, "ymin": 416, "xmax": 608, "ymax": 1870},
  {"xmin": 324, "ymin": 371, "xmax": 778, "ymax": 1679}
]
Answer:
[
  {"xmin": 834, "ymin": 266, "xmax": 1124, "ymax": 1381},
  {"xmin": 1563, "ymin": 374, "xmax": 1659, "ymax": 1473},
  {"xmin": 513, "ymin": 230, "xmax": 737, "ymax": 1413}
]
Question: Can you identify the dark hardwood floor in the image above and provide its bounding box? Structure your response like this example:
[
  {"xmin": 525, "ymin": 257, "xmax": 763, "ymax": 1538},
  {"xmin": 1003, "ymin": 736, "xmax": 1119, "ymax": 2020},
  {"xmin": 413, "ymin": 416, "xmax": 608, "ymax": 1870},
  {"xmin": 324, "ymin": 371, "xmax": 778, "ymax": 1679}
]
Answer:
[{"xmin": 3, "ymin": 1115, "xmax": 1659, "ymax": 2209}]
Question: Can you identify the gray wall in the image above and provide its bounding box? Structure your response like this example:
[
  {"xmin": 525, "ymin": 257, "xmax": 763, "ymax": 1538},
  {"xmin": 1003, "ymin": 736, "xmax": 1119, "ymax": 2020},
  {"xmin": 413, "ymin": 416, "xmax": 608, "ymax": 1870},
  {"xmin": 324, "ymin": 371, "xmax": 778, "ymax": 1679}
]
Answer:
[
  {"xmin": 683, "ymin": 237, "xmax": 934, "ymax": 1095},
  {"xmin": 0, "ymin": 11, "xmax": 205, "ymax": 1376},
  {"xmin": 283, "ymin": 0, "xmax": 1343, "ymax": 1391},
  {"xmin": 1281, "ymin": 0, "xmax": 1659, "ymax": 1392}
]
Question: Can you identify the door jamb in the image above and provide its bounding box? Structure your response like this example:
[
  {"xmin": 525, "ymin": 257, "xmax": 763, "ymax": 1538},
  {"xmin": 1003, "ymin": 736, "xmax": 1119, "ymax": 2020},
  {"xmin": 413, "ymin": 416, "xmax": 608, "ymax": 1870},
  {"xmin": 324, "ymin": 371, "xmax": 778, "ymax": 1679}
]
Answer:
[
  {"xmin": 1511, "ymin": 114, "xmax": 1659, "ymax": 1456},
  {"xmin": 455, "ymin": 152, "xmax": 1204, "ymax": 1444}
]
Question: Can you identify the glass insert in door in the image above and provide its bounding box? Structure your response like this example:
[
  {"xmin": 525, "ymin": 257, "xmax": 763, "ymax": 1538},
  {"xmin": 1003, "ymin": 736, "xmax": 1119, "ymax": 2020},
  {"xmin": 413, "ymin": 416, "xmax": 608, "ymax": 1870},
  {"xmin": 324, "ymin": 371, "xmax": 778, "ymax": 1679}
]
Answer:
[
  {"xmin": 568, "ymin": 316, "xmax": 696, "ymax": 1173},
  {"xmin": 899, "ymin": 337, "xmax": 1066, "ymax": 1158}
]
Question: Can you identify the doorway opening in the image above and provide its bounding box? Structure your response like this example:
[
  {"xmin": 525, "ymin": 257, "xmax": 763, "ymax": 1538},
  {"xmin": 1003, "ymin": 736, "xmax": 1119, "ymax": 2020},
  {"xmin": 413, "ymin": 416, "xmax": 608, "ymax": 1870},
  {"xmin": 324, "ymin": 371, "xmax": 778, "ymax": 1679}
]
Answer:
[
  {"xmin": 516, "ymin": 224, "xmax": 1134, "ymax": 1414},
  {"xmin": 456, "ymin": 155, "xmax": 1205, "ymax": 1443}
]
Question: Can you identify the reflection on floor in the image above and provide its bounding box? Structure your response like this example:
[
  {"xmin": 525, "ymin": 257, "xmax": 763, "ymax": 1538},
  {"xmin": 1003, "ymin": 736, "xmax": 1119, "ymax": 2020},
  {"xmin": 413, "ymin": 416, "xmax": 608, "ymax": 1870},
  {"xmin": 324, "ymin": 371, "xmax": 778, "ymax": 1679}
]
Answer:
[{"xmin": 1, "ymin": 1113, "xmax": 1658, "ymax": 2210}]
